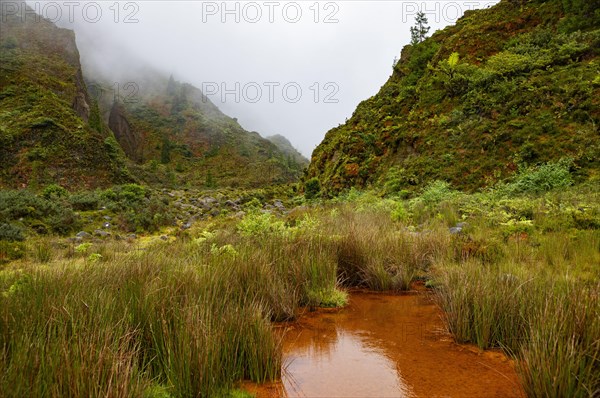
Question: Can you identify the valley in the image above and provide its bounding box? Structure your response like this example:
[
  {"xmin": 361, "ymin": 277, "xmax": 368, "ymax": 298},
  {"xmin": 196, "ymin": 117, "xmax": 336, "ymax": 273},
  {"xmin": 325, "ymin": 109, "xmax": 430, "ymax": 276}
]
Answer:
[{"xmin": 1, "ymin": 0, "xmax": 599, "ymax": 397}]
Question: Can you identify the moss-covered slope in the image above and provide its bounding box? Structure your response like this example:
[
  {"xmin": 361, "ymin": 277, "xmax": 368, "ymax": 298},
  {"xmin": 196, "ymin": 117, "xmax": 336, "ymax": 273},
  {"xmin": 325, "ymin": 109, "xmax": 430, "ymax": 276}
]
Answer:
[
  {"xmin": 0, "ymin": 1, "xmax": 304, "ymax": 191},
  {"xmin": 267, "ymin": 134, "xmax": 309, "ymax": 167},
  {"xmin": 0, "ymin": 1, "xmax": 131, "ymax": 189},
  {"xmin": 306, "ymin": 0, "xmax": 600, "ymax": 195},
  {"xmin": 94, "ymin": 75, "xmax": 305, "ymax": 189}
]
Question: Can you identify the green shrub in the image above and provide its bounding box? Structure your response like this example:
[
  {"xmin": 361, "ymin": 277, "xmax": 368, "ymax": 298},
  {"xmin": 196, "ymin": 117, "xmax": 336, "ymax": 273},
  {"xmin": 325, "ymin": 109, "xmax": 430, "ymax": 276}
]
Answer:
[
  {"xmin": 40, "ymin": 184, "xmax": 69, "ymax": 200},
  {"xmin": 237, "ymin": 212, "xmax": 286, "ymax": 237},
  {"xmin": 304, "ymin": 178, "xmax": 321, "ymax": 199},
  {"xmin": 45, "ymin": 206, "xmax": 80, "ymax": 235},
  {"xmin": 0, "ymin": 190, "xmax": 48, "ymax": 219},
  {"xmin": 0, "ymin": 223, "xmax": 25, "ymax": 242},
  {"xmin": 418, "ymin": 180, "xmax": 457, "ymax": 207},
  {"xmin": 69, "ymin": 191, "xmax": 101, "ymax": 211},
  {"xmin": 497, "ymin": 158, "xmax": 574, "ymax": 195},
  {"xmin": 0, "ymin": 241, "xmax": 25, "ymax": 262},
  {"xmin": 390, "ymin": 201, "xmax": 409, "ymax": 222},
  {"xmin": 117, "ymin": 184, "xmax": 147, "ymax": 204},
  {"xmin": 118, "ymin": 195, "xmax": 175, "ymax": 233}
]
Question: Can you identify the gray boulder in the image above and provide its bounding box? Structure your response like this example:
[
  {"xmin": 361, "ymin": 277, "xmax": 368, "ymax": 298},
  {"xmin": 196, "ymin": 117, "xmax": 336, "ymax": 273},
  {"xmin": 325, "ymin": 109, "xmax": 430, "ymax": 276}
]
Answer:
[{"xmin": 94, "ymin": 230, "xmax": 111, "ymax": 238}]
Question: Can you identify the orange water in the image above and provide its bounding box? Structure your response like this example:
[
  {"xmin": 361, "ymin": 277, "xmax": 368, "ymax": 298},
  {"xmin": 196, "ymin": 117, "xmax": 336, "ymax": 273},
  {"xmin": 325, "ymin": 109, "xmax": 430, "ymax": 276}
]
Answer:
[{"xmin": 246, "ymin": 291, "xmax": 524, "ymax": 398}]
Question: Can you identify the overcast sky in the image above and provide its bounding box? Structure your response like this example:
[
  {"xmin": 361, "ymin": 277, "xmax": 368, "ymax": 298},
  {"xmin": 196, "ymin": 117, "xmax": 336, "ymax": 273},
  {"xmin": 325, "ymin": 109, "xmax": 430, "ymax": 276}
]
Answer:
[{"xmin": 33, "ymin": 0, "xmax": 499, "ymax": 157}]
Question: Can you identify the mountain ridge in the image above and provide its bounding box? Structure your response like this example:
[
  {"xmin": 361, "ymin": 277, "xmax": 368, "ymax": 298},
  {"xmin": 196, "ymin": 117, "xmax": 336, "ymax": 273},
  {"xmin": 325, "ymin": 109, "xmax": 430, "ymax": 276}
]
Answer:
[{"xmin": 0, "ymin": 2, "xmax": 304, "ymax": 190}]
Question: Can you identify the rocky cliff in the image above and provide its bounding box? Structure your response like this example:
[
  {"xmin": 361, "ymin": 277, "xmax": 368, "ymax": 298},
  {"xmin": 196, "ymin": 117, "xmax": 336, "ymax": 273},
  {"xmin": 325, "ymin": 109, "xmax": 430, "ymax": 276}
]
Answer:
[
  {"xmin": 0, "ymin": 0, "xmax": 131, "ymax": 189},
  {"xmin": 90, "ymin": 73, "xmax": 305, "ymax": 188}
]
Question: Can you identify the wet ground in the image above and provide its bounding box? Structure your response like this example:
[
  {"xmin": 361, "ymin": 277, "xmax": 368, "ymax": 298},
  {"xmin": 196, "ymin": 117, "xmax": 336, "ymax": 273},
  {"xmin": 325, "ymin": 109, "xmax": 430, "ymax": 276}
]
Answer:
[{"xmin": 245, "ymin": 291, "xmax": 524, "ymax": 397}]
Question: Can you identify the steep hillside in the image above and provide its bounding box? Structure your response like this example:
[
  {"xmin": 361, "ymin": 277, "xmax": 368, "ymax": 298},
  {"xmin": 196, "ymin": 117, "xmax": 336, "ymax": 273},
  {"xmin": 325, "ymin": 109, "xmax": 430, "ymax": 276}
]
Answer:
[
  {"xmin": 89, "ymin": 73, "xmax": 305, "ymax": 189},
  {"xmin": 0, "ymin": 2, "xmax": 304, "ymax": 191},
  {"xmin": 306, "ymin": 0, "xmax": 600, "ymax": 195},
  {"xmin": 267, "ymin": 134, "xmax": 309, "ymax": 167},
  {"xmin": 0, "ymin": 1, "xmax": 131, "ymax": 189}
]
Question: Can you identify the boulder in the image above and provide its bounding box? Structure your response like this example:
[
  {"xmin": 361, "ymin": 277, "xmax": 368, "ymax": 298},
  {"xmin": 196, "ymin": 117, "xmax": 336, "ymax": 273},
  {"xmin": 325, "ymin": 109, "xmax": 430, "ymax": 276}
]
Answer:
[{"xmin": 94, "ymin": 229, "xmax": 111, "ymax": 238}]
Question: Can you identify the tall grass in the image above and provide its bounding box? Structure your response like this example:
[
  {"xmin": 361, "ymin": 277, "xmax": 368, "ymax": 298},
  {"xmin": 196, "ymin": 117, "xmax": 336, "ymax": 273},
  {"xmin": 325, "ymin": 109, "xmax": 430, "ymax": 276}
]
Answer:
[
  {"xmin": 1, "ymin": 183, "xmax": 598, "ymax": 396},
  {"xmin": 431, "ymin": 189, "xmax": 600, "ymax": 397},
  {"xmin": 1, "ymin": 205, "xmax": 431, "ymax": 396},
  {"xmin": 0, "ymin": 243, "xmax": 283, "ymax": 397},
  {"xmin": 322, "ymin": 206, "xmax": 447, "ymax": 291},
  {"xmin": 518, "ymin": 283, "xmax": 600, "ymax": 398}
]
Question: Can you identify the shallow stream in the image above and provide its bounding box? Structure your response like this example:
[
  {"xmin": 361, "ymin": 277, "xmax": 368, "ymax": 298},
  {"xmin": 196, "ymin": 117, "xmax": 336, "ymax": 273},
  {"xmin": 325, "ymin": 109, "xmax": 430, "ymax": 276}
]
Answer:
[{"xmin": 246, "ymin": 291, "xmax": 523, "ymax": 397}]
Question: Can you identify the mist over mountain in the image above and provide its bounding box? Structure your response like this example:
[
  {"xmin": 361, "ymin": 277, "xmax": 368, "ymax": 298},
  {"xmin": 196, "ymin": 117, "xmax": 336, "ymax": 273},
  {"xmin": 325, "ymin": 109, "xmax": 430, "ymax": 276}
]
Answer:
[
  {"xmin": 52, "ymin": 1, "xmax": 497, "ymax": 157},
  {"xmin": 0, "ymin": 0, "xmax": 132, "ymax": 188},
  {"xmin": 0, "ymin": 1, "xmax": 305, "ymax": 189}
]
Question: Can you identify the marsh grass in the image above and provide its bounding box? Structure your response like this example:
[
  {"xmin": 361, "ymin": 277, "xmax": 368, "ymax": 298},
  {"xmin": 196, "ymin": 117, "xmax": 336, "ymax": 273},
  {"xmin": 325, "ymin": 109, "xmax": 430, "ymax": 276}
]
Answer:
[
  {"xmin": 0, "ymin": 242, "xmax": 283, "ymax": 397},
  {"xmin": 31, "ymin": 239, "xmax": 53, "ymax": 263},
  {"xmin": 431, "ymin": 191, "xmax": 600, "ymax": 397},
  {"xmin": 1, "ymin": 184, "xmax": 598, "ymax": 397},
  {"xmin": 2, "ymin": 206, "xmax": 425, "ymax": 396},
  {"xmin": 323, "ymin": 207, "xmax": 446, "ymax": 291},
  {"xmin": 518, "ymin": 284, "xmax": 600, "ymax": 398}
]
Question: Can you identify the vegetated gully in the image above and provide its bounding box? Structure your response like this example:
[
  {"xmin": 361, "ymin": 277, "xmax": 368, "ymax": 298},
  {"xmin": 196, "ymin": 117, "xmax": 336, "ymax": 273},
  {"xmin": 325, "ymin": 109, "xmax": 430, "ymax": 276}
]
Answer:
[{"xmin": 245, "ymin": 288, "xmax": 524, "ymax": 398}]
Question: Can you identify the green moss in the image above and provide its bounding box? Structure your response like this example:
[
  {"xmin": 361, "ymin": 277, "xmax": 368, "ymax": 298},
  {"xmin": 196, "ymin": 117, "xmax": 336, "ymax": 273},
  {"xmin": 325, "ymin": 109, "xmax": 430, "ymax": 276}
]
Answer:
[{"xmin": 306, "ymin": 0, "xmax": 600, "ymax": 195}]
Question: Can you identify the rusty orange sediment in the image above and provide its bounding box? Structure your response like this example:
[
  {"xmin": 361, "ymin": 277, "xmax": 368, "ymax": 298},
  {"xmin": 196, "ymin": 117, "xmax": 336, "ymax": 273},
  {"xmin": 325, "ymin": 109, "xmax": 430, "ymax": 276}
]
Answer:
[{"xmin": 244, "ymin": 290, "xmax": 524, "ymax": 398}]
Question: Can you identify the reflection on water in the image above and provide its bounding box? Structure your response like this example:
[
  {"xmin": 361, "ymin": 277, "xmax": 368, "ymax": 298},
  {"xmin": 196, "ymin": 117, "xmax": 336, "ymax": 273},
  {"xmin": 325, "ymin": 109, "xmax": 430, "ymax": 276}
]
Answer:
[
  {"xmin": 283, "ymin": 330, "xmax": 412, "ymax": 397},
  {"xmin": 249, "ymin": 291, "xmax": 524, "ymax": 398}
]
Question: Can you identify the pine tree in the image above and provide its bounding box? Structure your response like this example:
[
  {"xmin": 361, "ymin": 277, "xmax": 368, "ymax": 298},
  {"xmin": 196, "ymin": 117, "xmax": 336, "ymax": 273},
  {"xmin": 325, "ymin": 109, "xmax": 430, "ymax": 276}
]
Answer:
[
  {"xmin": 410, "ymin": 12, "xmax": 430, "ymax": 45},
  {"xmin": 160, "ymin": 136, "xmax": 171, "ymax": 164},
  {"xmin": 166, "ymin": 74, "xmax": 176, "ymax": 96}
]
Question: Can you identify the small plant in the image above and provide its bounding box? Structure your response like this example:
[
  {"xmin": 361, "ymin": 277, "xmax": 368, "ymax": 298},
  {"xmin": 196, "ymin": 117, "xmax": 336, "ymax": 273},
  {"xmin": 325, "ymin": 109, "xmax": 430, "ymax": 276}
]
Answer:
[
  {"xmin": 0, "ymin": 241, "xmax": 25, "ymax": 262},
  {"xmin": 210, "ymin": 243, "xmax": 238, "ymax": 257},
  {"xmin": 87, "ymin": 253, "xmax": 103, "ymax": 263},
  {"xmin": 143, "ymin": 383, "xmax": 173, "ymax": 398},
  {"xmin": 391, "ymin": 201, "xmax": 409, "ymax": 222},
  {"xmin": 193, "ymin": 230, "xmax": 216, "ymax": 244},
  {"xmin": 418, "ymin": 180, "xmax": 457, "ymax": 207},
  {"xmin": 306, "ymin": 287, "xmax": 348, "ymax": 308},
  {"xmin": 40, "ymin": 184, "xmax": 69, "ymax": 200},
  {"xmin": 237, "ymin": 212, "xmax": 286, "ymax": 237},
  {"xmin": 75, "ymin": 242, "xmax": 92, "ymax": 254}
]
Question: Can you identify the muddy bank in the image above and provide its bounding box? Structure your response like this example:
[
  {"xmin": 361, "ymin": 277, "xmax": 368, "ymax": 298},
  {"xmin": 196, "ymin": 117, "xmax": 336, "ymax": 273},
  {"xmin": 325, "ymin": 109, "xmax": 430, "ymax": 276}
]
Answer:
[{"xmin": 246, "ymin": 291, "xmax": 523, "ymax": 398}]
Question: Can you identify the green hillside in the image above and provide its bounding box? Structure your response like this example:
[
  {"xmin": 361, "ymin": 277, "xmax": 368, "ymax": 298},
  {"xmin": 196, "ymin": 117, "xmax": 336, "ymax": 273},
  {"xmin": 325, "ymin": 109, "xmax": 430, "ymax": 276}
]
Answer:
[
  {"xmin": 95, "ymin": 75, "xmax": 305, "ymax": 189},
  {"xmin": 0, "ymin": 2, "xmax": 304, "ymax": 191},
  {"xmin": 267, "ymin": 134, "xmax": 309, "ymax": 167},
  {"xmin": 0, "ymin": 1, "xmax": 131, "ymax": 189},
  {"xmin": 306, "ymin": 0, "xmax": 600, "ymax": 196}
]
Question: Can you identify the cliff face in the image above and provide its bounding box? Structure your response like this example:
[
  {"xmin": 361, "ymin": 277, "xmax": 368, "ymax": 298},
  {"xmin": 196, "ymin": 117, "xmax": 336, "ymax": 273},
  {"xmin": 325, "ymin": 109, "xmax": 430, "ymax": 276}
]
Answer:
[
  {"xmin": 306, "ymin": 0, "xmax": 600, "ymax": 195},
  {"xmin": 90, "ymin": 73, "xmax": 306, "ymax": 188},
  {"xmin": 0, "ymin": 0, "xmax": 131, "ymax": 189},
  {"xmin": 0, "ymin": 0, "xmax": 304, "ymax": 190},
  {"xmin": 108, "ymin": 102, "xmax": 140, "ymax": 163}
]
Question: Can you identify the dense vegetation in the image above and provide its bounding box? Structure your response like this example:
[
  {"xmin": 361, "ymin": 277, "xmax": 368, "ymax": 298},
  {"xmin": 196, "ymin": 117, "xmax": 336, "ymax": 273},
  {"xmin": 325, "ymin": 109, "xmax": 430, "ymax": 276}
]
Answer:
[
  {"xmin": 97, "ymin": 76, "xmax": 306, "ymax": 189},
  {"xmin": 0, "ymin": 4, "xmax": 306, "ymax": 191},
  {"xmin": 0, "ymin": 5, "xmax": 132, "ymax": 189},
  {"xmin": 306, "ymin": 0, "xmax": 600, "ymax": 195},
  {"xmin": 1, "ymin": 161, "xmax": 599, "ymax": 397},
  {"xmin": 1, "ymin": 0, "xmax": 599, "ymax": 397}
]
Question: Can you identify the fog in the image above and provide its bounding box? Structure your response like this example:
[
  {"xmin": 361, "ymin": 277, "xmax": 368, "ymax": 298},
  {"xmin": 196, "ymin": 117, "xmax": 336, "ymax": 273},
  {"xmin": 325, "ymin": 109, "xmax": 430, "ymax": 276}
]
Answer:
[{"xmin": 28, "ymin": 0, "xmax": 499, "ymax": 157}]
